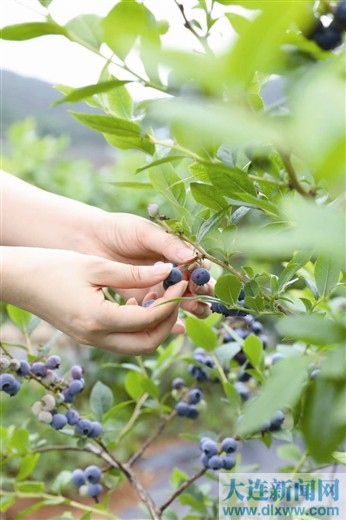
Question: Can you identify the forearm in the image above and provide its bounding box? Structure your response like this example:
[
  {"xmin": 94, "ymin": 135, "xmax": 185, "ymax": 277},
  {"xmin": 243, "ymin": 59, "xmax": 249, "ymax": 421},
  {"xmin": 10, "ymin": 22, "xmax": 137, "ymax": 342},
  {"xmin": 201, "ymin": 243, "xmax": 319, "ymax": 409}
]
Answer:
[{"xmin": 1, "ymin": 171, "xmax": 107, "ymax": 253}]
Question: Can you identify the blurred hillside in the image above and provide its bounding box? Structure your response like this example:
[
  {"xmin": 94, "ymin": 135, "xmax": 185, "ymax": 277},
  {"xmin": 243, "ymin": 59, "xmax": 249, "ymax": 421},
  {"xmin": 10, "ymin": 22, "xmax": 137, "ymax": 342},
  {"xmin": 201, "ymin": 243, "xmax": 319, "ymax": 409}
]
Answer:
[{"xmin": 1, "ymin": 70, "xmax": 110, "ymax": 163}]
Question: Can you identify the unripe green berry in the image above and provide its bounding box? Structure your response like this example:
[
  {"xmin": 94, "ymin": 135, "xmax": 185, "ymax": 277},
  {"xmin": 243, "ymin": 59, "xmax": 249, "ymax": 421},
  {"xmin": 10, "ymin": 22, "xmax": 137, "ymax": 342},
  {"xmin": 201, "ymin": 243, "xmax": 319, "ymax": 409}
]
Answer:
[{"xmin": 38, "ymin": 410, "xmax": 53, "ymax": 424}]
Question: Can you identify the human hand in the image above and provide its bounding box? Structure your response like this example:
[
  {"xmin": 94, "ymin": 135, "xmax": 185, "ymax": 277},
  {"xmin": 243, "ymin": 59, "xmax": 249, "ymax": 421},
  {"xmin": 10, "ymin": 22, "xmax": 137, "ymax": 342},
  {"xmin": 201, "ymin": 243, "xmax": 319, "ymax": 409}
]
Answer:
[
  {"xmin": 88, "ymin": 212, "xmax": 214, "ymax": 318},
  {"xmin": 1, "ymin": 247, "xmax": 189, "ymax": 355}
]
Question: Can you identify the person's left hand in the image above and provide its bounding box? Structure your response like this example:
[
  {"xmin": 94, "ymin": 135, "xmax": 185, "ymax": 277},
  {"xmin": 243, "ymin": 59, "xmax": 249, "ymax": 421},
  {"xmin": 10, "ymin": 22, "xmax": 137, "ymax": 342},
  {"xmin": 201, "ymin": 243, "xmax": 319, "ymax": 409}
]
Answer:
[{"xmin": 88, "ymin": 212, "xmax": 214, "ymax": 319}]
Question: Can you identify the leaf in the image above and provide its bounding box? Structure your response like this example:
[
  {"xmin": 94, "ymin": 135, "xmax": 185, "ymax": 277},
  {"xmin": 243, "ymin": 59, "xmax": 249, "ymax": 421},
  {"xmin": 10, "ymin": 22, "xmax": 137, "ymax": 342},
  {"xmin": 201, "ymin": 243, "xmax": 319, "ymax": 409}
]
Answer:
[
  {"xmin": 278, "ymin": 251, "xmax": 311, "ymax": 292},
  {"xmin": 136, "ymin": 154, "xmax": 186, "ymax": 174},
  {"xmin": 197, "ymin": 210, "xmax": 226, "ymax": 243},
  {"xmin": 149, "ymin": 164, "xmax": 186, "ymax": 208},
  {"xmin": 243, "ymin": 334, "xmax": 263, "ymax": 368},
  {"xmin": 14, "ymin": 501, "xmax": 47, "ymax": 520},
  {"xmin": 103, "ymin": 400, "xmax": 134, "ymax": 422},
  {"xmin": 17, "ymin": 454, "xmax": 40, "ymax": 481},
  {"xmin": 80, "ymin": 513, "xmax": 92, "ymax": 520},
  {"xmin": 141, "ymin": 378, "xmax": 159, "ymax": 399},
  {"xmin": 277, "ymin": 314, "xmax": 345, "ymax": 346},
  {"xmin": 195, "ymin": 162, "xmax": 256, "ymax": 197},
  {"xmin": 237, "ymin": 356, "xmax": 310, "ymax": 436},
  {"xmin": 9, "ymin": 429, "xmax": 29, "ymax": 454},
  {"xmin": 186, "ymin": 315, "xmax": 217, "ymax": 351},
  {"xmin": 90, "ymin": 382, "xmax": 114, "ymax": 420},
  {"xmin": 276, "ymin": 444, "xmax": 302, "ymax": 462},
  {"xmin": 225, "ymin": 13, "xmax": 251, "ymax": 35},
  {"xmin": 302, "ymin": 379, "xmax": 346, "ymax": 462},
  {"xmin": 108, "ymin": 181, "xmax": 152, "ymax": 189},
  {"xmin": 215, "ymin": 275, "xmax": 241, "ymax": 306},
  {"xmin": 0, "ymin": 496, "xmax": 15, "ymax": 512},
  {"xmin": 37, "ymin": 0, "xmax": 52, "ymax": 5},
  {"xmin": 190, "ymin": 182, "xmax": 229, "ymax": 211},
  {"xmin": 15, "ymin": 481, "xmax": 45, "ymax": 493},
  {"xmin": 1, "ymin": 22, "xmax": 67, "ymax": 40},
  {"xmin": 65, "ymin": 14, "xmax": 103, "ymax": 50},
  {"xmin": 7, "ymin": 305, "xmax": 32, "ymax": 332},
  {"xmin": 333, "ymin": 451, "xmax": 346, "ymax": 465},
  {"xmin": 52, "ymin": 79, "xmax": 129, "ymax": 106},
  {"xmin": 125, "ymin": 371, "xmax": 145, "ymax": 401},
  {"xmin": 314, "ymin": 256, "xmax": 340, "ymax": 298},
  {"xmin": 51, "ymin": 470, "xmax": 72, "ymax": 494},
  {"xmin": 215, "ymin": 343, "xmax": 241, "ymax": 367}
]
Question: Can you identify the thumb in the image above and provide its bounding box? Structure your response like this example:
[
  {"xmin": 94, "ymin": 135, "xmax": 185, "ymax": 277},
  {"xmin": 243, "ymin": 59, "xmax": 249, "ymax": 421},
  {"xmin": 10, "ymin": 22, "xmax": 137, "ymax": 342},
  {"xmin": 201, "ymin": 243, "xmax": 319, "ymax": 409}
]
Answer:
[{"xmin": 92, "ymin": 259, "xmax": 173, "ymax": 289}]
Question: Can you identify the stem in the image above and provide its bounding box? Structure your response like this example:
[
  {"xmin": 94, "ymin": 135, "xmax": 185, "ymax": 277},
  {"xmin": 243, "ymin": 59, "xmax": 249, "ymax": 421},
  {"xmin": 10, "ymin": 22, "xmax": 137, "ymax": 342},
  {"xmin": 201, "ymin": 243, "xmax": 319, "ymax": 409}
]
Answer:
[
  {"xmin": 159, "ymin": 467, "xmax": 208, "ymax": 513},
  {"xmin": 292, "ymin": 449, "xmax": 309, "ymax": 477},
  {"xmin": 116, "ymin": 392, "xmax": 149, "ymax": 443},
  {"xmin": 212, "ymin": 351, "xmax": 228, "ymax": 385},
  {"xmin": 149, "ymin": 136, "xmax": 204, "ymax": 162},
  {"xmin": 173, "ymin": 0, "xmax": 211, "ymax": 54},
  {"xmin": 0, "ymin": 490, "xmax": 117, "ymax": 519},
  {"xmin": 128, "ymin": 409, "xmax": 177, "ymax": 467},
  {"xmin": 281, "ymin": 153, "xmax": 311, "ymax": 198}
]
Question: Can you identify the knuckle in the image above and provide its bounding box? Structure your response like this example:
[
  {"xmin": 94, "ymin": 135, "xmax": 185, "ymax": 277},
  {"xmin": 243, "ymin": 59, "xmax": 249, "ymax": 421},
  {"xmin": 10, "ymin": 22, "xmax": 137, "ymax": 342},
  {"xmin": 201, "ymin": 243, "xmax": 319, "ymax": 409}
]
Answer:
[{"xmin": 129, "ymin": 264, "xmax": 142, "ymax": 284}]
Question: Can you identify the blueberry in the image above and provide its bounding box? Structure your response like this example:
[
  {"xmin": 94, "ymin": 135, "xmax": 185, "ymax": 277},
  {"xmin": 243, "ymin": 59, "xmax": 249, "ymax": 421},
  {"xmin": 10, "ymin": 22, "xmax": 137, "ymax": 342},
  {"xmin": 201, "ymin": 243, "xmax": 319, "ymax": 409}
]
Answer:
[
  {"xmin": 31, "ymin": 362, "xmax": 47, "ymax": 378},
  {"xmin": 186, "ymin": 405, "xmax": 199, "ymax": 420},
  {"xmin": 234, "ymin": 381, "xmax": 251, "ymax": 401},
  {"xmin": 200, "ymin": 436, "xmax": 211, "ymax": 448},
  {"xmin": 16, "ymin": 360, "xmax": 31, "ymax": 376},
  {"xmin": 175, "ymin": 401, "xmax": 190, "ymax": 417},
  {"xmin": 51, "ymin": 413, "xmax": 67, "ymax": 430},
  {"xmin": 189, "ymin": 365, "xmax": 208, "ymax": 382},
  {"xmin": 202, "ymin": 440, "xmax": 218, "ymax": 458},
  {"xmin": 172, "ymin": 377, "xmax": 185, "ymax": 390},
  {"xmin": 258, "ymin": 334, "xmax": 268, "ymax": 349},
  {"xmin": 68, "ymin": 379, "xmax": 84, "ymax": 396},
  {"xmin": 187, "ymin": 388, "xmax": 203, "ymax": 405},
  {"xmin": 310, "ymin": 368, "xmax": 320, "ymax": 379},
  {"xmin": 195, "ymin": 348, "xmax": 206, "ymax": 356},
  {"xmin": 335, "ymin": 0, "xmax": 346, "ymax": 28},
  {"xmin": 208, "ymin": 455, "xmax": 224, "ymax": 470},
  {"xmin": 0, "ymin": 358, "xmax": 10, "ymax": 370},
  {"xmin": 261, "ymin": 420, "xmax": 271, "ymax": 433},
  {"xmin": 269, "ymin": 410, "xmax": 285, "ymax": 432},
  {"xmin": 86, "ymin": 483, "xmax": 103, "ymax": 498},
  {"xmin": 70, "ymin": 365, "xmax": 84, "ymax": 379},
  {"xmin": 84, "ymin": 465, "xmax": 102, "ymax": 484},
  {"xmin": 41, "ymin": 394, "xmax": 56, "ymax": 411},
  {"xmin": 222, "ymin": 455, "xmax": 236, "ymax": 470},
  {"xmin": 201, "ymin": 454, "xmax": 210, "ymax": 468},
  {"xmin": 0, "ymin": 373, "xmax": 21, "ymax": 396},
  {"xmin": 163, "ymin": 267, "xmax": 182, "ymax": 289},
  {"xmin": 191, "ymin": 268, "xmax": 210, "ymax": 286},
  {"xmin": 66, "ymin": 409, "xmax": 80, "ymax": 425},
  {"xmin": 238, "ymin": 289, "xmax": 245, "ymax": 301},
  {"xmin": 143, "ymin": 299, "xmax": 156, "ymax": 308},
  {"xmin": 72, "ymin": 468, "xmax": 86, "ymax": 487},
  {"xmin": 204, "ymin": 356, "xmax": 214, "ymax": 368},
  {"xmin": 46, "ymin": 355, "xmax": 61, "ymax": 370},
  {"xmin": 235, "ymin": 328, "xmax": 250, "ymax": 340},
  {"xmin": 271, "ymin": 353, "xmax": 284, "ymax": 364},
  {"xmin": 221, "ymin": 437, "xmax": 237, "ymax": 454},
  {"xmin": 38, "ymin": 411, "xmax": 53, "ymax": 424},
  {"xmin": 194, "ymin": 353, "xmax": 207, "ymax": 365},
  {"xmin": 211, "ymin": 302, "xmax": 238, "ymax": 317},
  {"xmin": 251, "ymin": 321, "xmax": 263, "ymax": 334},
  {"xmin": 62, "ymin": 389, "xmax": 75, "ymax": 403},
  {"xmin": 89, "ymin": 421, "xmax": 103, "ymax": 438},
  {"xmin": 75, "ymin": 419, "xmax": 93, "ymax": 436},
  {"xmin": 309, "ymin": 21, "xmax": 342, "ymax": 50},
  {"xmin": 234, "ymin": 351, "xmax": 247, "ymax": 365}
]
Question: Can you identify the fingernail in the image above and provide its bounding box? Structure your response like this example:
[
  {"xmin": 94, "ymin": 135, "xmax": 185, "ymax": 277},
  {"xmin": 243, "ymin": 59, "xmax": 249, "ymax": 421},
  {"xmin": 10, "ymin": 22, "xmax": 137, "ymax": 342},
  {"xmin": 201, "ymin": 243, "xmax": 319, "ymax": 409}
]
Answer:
[{"xmin": 153, "ymin": 262, "xmax": 173, "ymax": 275}]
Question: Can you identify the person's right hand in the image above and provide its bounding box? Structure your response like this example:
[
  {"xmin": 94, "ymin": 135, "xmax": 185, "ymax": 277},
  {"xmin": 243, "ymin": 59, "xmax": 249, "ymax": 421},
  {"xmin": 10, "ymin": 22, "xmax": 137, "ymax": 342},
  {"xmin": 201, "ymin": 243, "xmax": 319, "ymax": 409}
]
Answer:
[{"xmin": 1, "ymin": 247, "xmax": 188, "ymax": 355}]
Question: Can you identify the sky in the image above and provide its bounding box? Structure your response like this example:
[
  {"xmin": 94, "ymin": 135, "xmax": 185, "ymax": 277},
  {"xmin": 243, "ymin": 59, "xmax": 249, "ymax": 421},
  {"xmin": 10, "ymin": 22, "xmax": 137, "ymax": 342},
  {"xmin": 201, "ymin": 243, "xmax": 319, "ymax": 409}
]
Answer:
[{"xmin": 1, "ymin": 0, "xmax": 231, "ymax": 87}]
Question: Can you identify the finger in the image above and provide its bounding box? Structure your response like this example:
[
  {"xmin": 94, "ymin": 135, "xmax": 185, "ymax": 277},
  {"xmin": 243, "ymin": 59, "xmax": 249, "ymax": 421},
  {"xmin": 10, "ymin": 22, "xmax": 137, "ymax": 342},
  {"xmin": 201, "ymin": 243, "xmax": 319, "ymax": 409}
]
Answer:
[
  {"xmin": 99, "ymin": 305, "xmax": 180, "ymax": 355},
  {"xmin": 98, "ymin": 280, "xmax": 188, "ymax": 333},
  {"xmin": 188, "ymin": 277, "xmax": 215, "ymax": 296},
  {"xmin": 126, "ymin": 297, "xmax": 138, "ymax": 305},
  {"xmin": 139, "ymin": 221, "xmax": 195, "ymax": 264},
  {"xmin": 181, "ymin": 300, "xmax": 211, "ymax": 319},
  {"xmin": 172, "ymin": 318, "xmax": 185, "ymax": 335},
  {"xmin": 92, "ymin": 258, "xmax": 173, "ymax": 289}
]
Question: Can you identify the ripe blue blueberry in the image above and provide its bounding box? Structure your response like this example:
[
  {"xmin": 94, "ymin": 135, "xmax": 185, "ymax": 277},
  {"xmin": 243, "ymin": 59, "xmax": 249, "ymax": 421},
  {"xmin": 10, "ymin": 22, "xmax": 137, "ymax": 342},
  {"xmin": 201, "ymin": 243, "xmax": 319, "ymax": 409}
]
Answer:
[
  {"xmin": 269, "ymin": 410, "xmax": 285, "ymax": 432},
  {"xmin": 172, "ymin": 377, "xmax": 185, "ymax": 390},
  {"xmin": 51, "ymin": 413, "xmax": 68, "ymax": 430},
  {"xmin": 308, "ymin": 20, "xmax": 342, "ymax": 50},
  {"xmin": 0, "ymin": 373, "xmax": 21, "ymax": 396},
  {"xmin": 31, "ymin": 362, "xmax": 47, "ymax": 378},
  {"xmin": 66, "ymin": 409, "xmax": 80, "ymax": 425},
  {"xmin": 75, "ymin": 419, "xmax": 93, "ymax": 436},
  {"xmin": 200, "ymin": 436, "xmax": 211, "ymax": 448},
  {"xmin": 221, "ymin": 437, "xmax": 237, "ymax": 454},
  {"xmin": 208, "ymin": 455, "xmax": 223, "ymax": 470},
  {"xmin": 194, "ymin": 353, "xmax": 207, "ymax": 365},
  {"xmin": 271, "ymin": 353, "xmax": 284, "ymax": 364},
  {"xmin": 89, "ymin": 421, "xmax": 103, "ymax": 438},
  {"xmin": 191, "ymin": 268, "xmax": 210, "ymax": 286},
  {"xmin": 16, "ymin": 360, "xmax": 31, "ymax": 376},
  {"xmin": 200, "ymin": 454, "xmax": 210, "ymax": 468},
  {"xmin": 234, "ymin": 381, "xmax": 251, "ymax": 401},
  {"xmin": 335, "ymin": 0, "xmax": 346, "ymax": 28},
  {"xmin": 46, "ymin": 355, "xmax": 61, "ymax": 369},
  {"xmin": 62, "ymin": 389, "xmax": 75, "ymax": 404},
  {"xmin": 204, "ymin": 356, "xmax": 214, "ymax": 368},
  {"xmin": 189, "ymin": 365, "xmax": 208, "ymax": 382},
  {"xmin": 186, "ymin": 405, "xmax": 199, "ymax": 420},
  {"xmin": 84, "ymin": 465, "xmax": 102, "ymax": 484},
  {"xmin": 195, "ymin": 348, "xmax": 206, "ymax": 356},
  {"xmin": 68, "ymin": 379, "xmax": 84, "ymax": 396},
  {"xmin": 86, "ymin": 483, "xmax": 103, "ymax": 498},
  {"xmin": 163, "ymin": 267, "xmax": 182, "ymax": 290},
  {"xmin": 187, "ymin": 388, "xmax": 203, "ymax": 405},
  {"xmin": 71, "ymin": 468, "xmax": 86, "ymax": 487},
  {"xmin": 251, "ymin": 321, "xmax": 263, "ymax": 335},
  {"xmin": 238, "ymin": 289, "xmax": 245, "ymax": 301},
  {"xmin": 175, "ymin": 401, "xmax": 190, "ymax": 417},
  {"xmin": 70, "ymin": 365, "xmax": 84, "ymax": 379},
  {"xmin": 222, "ymin": 455, "xmax": 236, "ymax": 470},
  {"xmin": 202, "ymin": 440, "xmax": 218, "ymax": 458}
]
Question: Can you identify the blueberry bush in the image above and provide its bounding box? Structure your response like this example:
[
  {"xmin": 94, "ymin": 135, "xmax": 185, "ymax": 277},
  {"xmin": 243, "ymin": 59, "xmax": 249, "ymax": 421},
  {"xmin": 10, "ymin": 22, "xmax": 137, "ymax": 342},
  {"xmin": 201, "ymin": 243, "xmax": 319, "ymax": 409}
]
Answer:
[{"xmin": 1, "ymin": 1, "xmax": 345, "ymax": 519}]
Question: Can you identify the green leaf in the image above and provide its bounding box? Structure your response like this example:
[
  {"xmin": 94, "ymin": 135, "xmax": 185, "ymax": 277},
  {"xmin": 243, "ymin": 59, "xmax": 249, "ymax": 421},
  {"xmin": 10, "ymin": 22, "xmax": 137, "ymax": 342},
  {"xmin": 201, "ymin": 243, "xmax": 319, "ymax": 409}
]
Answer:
[
  {"xmin": 14, "ymin": 481, "xmax": 45, "ymax": 493},
  {"xmin": 103, "ymin": 400, "xmax": 134, "ymax": 422},
  {"xmin": 302, "ymin": 379, "xmax": 346, "ymax": 462},
  {"xmin": 136, "ymin": 154, "xmax": 186, "ymax": 174},
  {"xmin": 277, "ymin": 314, "xmax": 345, "ymax": 346},
  {"xmin": 277, "ymin": 444, "xmax": 302, "ymax": 462},
  {"xmin": 314, "ymin": 256, "xmax": 340, "ymax": 298},
  {"xmin": 333, "ymin": 451, "xmax": 346, "ymax": 465},
  {"xmin": 14, "ymin": 500, "xmax": 47, "ymax": 520},
  {"xmin": 65, "ymin": 14, "xmax": 103, "ymax": 50},
  {"xmin": 52, "ymin": 79, "xmax": 129, "ymax": 106},
  {"xmin": 125, "ymin": 371, "xmax": 145, "ymax": 401},
  {"xmin": 225, "ymin": 13, "xmax": 251, "ymax": 35},
  {"xmin": 197, "ymin": 210, "xmax": 226, "ymax": 243},
  {"xmin": 215, "ymin": 343, "xmax": 241, "ymax": 367},
  {"xmin": 223, "ymin": 382, "xmax": 241, "ymax": 409},
  {"xmin": 9, "ymin": 429, "xmax": 29, "ymax": 454},
  {"xmin": 109, "ymin": 181, "xmax": 152, "ymax": 190},
  {"xmin": 17, "ymin": 453, "xmax": 40, "ymax": 481},
  {"xmin": 37, "ymin": 0, "xmax": 52, "ymax": 6},
  {"xmin": 278, "ymin": 251, "xmax": 311, "ymax": 292},
  {"xmin": 215, "ymin": 275, "xmax": 241, "ymax": 306},
  {"xmin": 98, "ymin": 66, "xmax": 134, "ymax": 119},
  {"xmin": 149, "ymin": 164, "xmax": 186, "ymax": 208},
  {"xmin": 90, "ymin": 382, "xmax": 114, "ymax": 420},
  {"xmin": 186, "ymin": 315, "xmax": 217, "ymax": 351},
  {"xmin": 141, "ymin": 378, "xmax": 159, "ymax": 399},
  {"xmin": 243, "ymin": 334, "xmax": 263, "ymax": 368},
  {"xmin": 6, "ymin": 305, "xmax": 32, "ymax": 332},
  {"xmin": 0, "ymin": 496, "xmax": 15, "ymax": 512},
  {"xmin": 80, "ymin": 513, "xmax": 92, "ymax": 520},
  {"xmin": 190, "ymin": 182, "xmax": 229, "ymax": 211},
  {"xmin": 51, "ymin": 470, "xmax": 72, "ymax": 495},
  {"xmin": 1, "ymin": 22, "xmax": 67, "ymax": 40},
  {"xmin": 196, "ymin": 162, "xmax": 256, "ymax": 197},
  {"xmin": 237, "ymin": 356, "xmax": 310, "ymax": 436}
]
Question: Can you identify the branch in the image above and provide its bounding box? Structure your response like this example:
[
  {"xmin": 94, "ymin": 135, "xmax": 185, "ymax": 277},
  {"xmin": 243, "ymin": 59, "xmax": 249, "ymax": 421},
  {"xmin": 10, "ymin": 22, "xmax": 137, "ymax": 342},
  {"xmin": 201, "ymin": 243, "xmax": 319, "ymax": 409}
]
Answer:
[
  {"xmin": 281, "ymin": 153, "xmax": 313, "ymax": 198},
  {"xmin": 159, "ymin": 467, "xmax": 208, "ymax": 513},
  {"xmin": 116, "ymin": 392, "xmax": 149, "ymax": 443},
  {"xmin": 173, "ymin": 0, "xmax": 210, "ymax": 53}
]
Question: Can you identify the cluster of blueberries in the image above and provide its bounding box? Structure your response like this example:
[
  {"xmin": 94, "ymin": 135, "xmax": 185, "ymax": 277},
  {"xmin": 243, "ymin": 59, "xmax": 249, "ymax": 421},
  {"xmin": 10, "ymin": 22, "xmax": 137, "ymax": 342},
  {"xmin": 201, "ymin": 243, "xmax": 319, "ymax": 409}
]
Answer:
[
  {"xmin": 0, "ymin": 354, "xmax": 102, "ymax": 438},
  {"xmin": 173, "ymin": 378, "xmax": 204, "ymax": 419},
  {"xmin": 163, "ymin": 265, "xmax": 210, "ymax": 290},
  {"xmin": 71, "ymin": 465, "xmax": 104, "ymax": 501},
  {"xmin": 200, "ymin": 437, "xmax": 237, "ymax": 471},
  {"xmin": 307, "ymin": 0, "xmax": 346, "ymax": 50}
]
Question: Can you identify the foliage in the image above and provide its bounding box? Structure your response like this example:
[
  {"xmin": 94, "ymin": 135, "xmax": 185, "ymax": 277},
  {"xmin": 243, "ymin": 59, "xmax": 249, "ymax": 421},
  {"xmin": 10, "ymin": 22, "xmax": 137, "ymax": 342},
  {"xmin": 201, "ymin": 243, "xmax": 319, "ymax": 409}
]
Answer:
[{"xmin": 1, "ymin": 1, "xmax": 345, "ymax": 519}]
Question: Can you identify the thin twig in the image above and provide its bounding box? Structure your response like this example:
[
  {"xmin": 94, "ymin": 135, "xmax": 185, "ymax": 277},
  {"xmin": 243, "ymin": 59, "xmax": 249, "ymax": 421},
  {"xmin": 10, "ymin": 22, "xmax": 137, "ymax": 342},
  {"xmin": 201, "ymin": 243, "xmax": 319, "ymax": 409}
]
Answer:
[
  {"xmin": 281, "ymin": 153, "xmax": 312, "ymax": 198},
  {"xmin": 116, "ymin": 392, "xmax": 149, "ymax": 443},
  {"xmin": 159, "ymin": 467, "xmax": 208, "ymax": 513},
  {"xmin": 173, "ymin": 0, "xmax": 211, "ymax": 53}
]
